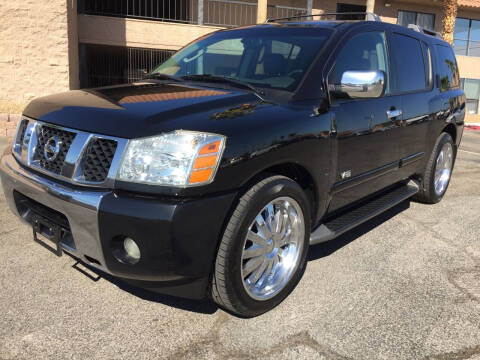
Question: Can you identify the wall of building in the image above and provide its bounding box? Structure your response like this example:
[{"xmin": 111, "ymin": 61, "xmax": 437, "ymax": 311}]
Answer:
[
  {"xmin": 0, "ymin": 114, "xmax": 21, "ymax": 139},
  {"xmin": 78, "ymin": 15, "xmax": 223, "ymax": 50},
  {"xmin": 0, "ymin": 1, "xmax": 78, "ymax": 112},
  {"xmin": 457, "ymin": 55, "xmax": 480, "ymax": 79},
  {"xmin": 458, "ymin": 52, "xmax": 480, "ymax": 121}
]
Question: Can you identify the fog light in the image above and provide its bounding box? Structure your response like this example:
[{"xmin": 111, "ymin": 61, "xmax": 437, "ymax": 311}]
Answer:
[{"xmin": 123, "ymin": 237, "xmax": 141, "ymax": 263}]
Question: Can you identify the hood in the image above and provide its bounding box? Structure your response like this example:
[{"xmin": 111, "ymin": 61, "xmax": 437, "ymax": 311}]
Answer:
[{"xmin": 23, "ymin": 82, "xmax": 265, "ymax": 139}]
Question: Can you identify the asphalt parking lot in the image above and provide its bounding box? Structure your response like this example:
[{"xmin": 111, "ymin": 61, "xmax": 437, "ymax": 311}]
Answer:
[{"xmin": 0, "ymin": 131, "xmax": 479, "ymax": 360}]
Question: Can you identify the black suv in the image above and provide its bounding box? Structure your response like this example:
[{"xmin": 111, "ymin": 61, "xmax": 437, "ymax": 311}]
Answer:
[{"xmin": 0, "ymin": 14, "xmax": 465, "ymax": 317}]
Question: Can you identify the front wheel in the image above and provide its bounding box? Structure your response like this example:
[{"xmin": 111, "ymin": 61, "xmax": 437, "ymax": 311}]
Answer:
[{"xmin": 211, "ymin": 175, "xmax": 311, "ymax": 317}]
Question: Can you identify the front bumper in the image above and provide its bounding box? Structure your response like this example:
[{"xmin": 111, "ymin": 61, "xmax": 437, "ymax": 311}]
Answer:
[{"xmin": 0, "ymin": 155, "xmax": 236, "ymax": 299}]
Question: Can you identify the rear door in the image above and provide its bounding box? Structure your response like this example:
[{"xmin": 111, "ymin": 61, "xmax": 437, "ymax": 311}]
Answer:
[
  {"xmin": 434, "ymin": 43, "xmax": 463, "ymax": 137},
  {"xmin": 389, "ymin": 31, "xmax": 434, "ymax": 175},
  {"xmin": 327, "ymin": 27, "xmax": 403, "ymax": 212}
]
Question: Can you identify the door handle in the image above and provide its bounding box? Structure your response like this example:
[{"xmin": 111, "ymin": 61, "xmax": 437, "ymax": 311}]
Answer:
[{"xmin": 386, "ymin": 109, "xmax": 402, "ymax": 119}]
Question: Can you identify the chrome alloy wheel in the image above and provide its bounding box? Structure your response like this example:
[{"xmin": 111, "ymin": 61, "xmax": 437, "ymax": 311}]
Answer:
[
  {"xmin": 241, "ymin": 197, "xmax": 305, "ymax": 301},
  {"xmin": 434, "ymin": 142, "xmax": 454, "ymax": 196}
]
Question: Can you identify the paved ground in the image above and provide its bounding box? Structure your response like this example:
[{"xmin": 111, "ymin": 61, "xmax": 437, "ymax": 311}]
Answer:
[
  {"xmin": 0, "ymin": 137, "xmax": 6, "ymax": 154},
  {"xmin": 0, "ymin": 131, "xmax": 479, "ymax": 360}
]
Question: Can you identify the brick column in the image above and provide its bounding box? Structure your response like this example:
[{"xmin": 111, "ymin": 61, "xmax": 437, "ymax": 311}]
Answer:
[
  {"xmin": 198, "ymin": 0, "xmax": 204, "ymax": 25},
  {"xmin": 366, "ymin": 0, "xmax": 375, "ymax": 14},
  {"xmin": 257, "ymin": 0, "xmax": 268, "ymax": 23},
  {"xmin": 307, "ymin": 0, "xmax": 313, "ymax": 15},
  {"xmin": 67, "ymin": 0, "xmax": 80, "ymax": 90}
]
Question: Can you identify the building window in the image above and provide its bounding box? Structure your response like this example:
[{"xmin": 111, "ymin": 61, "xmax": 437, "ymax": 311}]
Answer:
[
  {"xmin": 397, "ymin": 10, "xmax": 435, "ymax": 31},
  {"xmin": 460, "ymin": 78, "xmax": 480, "ymax": 114},
  {"xmin": 454, "ymin": 18, "xmax": 480, "ymax": 57}
]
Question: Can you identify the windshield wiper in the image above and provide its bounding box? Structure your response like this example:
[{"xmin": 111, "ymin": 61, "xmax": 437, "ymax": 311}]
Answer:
[
  {"xmin": 181, "ymin": 74, "xmax": 265, "ymax": 96},
  {"xmin": 143, "ymin": 73, "xmax": 182, "ymax": 82}
]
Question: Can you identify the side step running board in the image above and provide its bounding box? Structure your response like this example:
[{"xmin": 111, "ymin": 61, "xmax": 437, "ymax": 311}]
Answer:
[{"xmin": 310, "ymin": 180, "xmax": 419, "ymax": 245}]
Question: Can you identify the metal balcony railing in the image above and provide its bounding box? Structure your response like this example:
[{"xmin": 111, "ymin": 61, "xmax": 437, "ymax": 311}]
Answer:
[
  {"xmin": 78, "ymin": 0, "xmax": 307, "ymax": 27},
  {"xmin": 203, "ymin": 0, "xmax": 257, "ymax": 26},
  {"xmin": 78, "ymin": 0, "xmax": 195, "ymax": 23}
]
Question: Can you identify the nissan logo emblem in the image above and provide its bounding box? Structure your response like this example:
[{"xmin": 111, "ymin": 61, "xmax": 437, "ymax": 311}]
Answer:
[{"xmin": 44, "ymin": 136, "xmax": 62, "ymax": 162}]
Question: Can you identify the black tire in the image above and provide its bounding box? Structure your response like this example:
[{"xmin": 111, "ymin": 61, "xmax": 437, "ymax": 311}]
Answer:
[
  {"xmin": 414, "ymin": 132, "xmax": 456, "ymax": 204},
  {"xmin": 211, "ymin": 175, "xmax": 311, "ymax": 317}
]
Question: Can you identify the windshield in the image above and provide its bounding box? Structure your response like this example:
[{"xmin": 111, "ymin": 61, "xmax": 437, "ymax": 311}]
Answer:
[{"xmin": 151, "ymin": 27, "xmax": 332, "ymax": 92}]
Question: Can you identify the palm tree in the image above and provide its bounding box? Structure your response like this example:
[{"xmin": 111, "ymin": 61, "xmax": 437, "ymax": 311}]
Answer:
[{"xmin": 442, "ymin": 0, "xmax": 458, "ymax": 44}]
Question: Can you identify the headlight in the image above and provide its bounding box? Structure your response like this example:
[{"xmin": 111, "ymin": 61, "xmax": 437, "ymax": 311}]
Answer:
[{"xmin": 117, "ymin": 130, "xmax": 226, "ymax": 186}]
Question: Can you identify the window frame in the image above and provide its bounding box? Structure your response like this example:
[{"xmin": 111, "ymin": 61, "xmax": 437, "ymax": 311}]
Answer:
[
  {"xmin": 421, "ymin": 41, "xmax": 434, "ymax": 90},
  {"xmin": 397, "ymin": 10, "xmax": 436, "ymax": 31},
  {"xmin": 389, "ymin": 31, "xmax": 433, "ymax": 95},
  {"xmin": 453, "ymin": 17, "xmax": 480, "ymax": 57}
]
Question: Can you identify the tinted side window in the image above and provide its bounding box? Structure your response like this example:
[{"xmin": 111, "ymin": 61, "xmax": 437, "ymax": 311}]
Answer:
[
  {"xmin": 392, "ymin": 33, "xmax": 427, "ymax": 92},
  {"xmin": 330, "ymin": 31, "xmax": 390, "ymax": 94},
  {"xmin": 436, "ymin": 44, "xmax": 460, "ymax": 91}
]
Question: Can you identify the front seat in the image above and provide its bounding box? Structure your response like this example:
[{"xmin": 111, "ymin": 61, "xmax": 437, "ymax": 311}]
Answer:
[{"xmin": 263, "ymin": 53, "xmax": 288, "ymax": 76}]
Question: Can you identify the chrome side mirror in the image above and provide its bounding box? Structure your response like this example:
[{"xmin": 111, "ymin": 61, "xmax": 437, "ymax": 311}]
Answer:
[{"xmin": 330, "ymin": 70, "xmax": 386, "ymax": 99}]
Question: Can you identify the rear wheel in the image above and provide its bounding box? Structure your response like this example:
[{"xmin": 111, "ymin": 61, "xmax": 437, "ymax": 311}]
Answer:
[
  {"xmin": 211, "ymin": 175, "xmax": 311, "ymax": 317},
  {"xmin": 414, "ymin": 132, "xmax": 456, "ymax": 204}
]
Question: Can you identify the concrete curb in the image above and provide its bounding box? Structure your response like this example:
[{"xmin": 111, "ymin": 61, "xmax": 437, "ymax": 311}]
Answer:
[{"xmin": 465, "ymin": 123, "xmax": 480, "ymax": 131}]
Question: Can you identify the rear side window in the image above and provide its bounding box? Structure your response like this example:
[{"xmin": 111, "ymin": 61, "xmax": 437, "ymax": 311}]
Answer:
[
  {"xmin": 435, "ymin": 44, "xmax": 460, "ymax": 91},
  {"xmin": 392, "ymin": 33, "xmax": 427, "ymax": 92}
]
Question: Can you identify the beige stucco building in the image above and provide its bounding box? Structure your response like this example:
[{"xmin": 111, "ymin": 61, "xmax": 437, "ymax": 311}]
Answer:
[{"xmin": 1, "ymin": 0, "xmax": 480, "ymax": 133}]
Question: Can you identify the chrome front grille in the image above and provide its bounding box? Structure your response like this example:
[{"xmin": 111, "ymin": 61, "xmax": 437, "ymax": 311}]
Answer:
[
  {"xmin": 12, "ymin": 117, "xmax": 128, "ymax": 188},
  {"xmin": 80, "ymin": 138, "xmax": 118, "ymax": 182},
  {"xmin": 34, "ymin": 126, "xmax": 76, "ymax": 175},
  {"xmin": 18, "ymin": 120, "xmax": 28, "ymax": 144}
]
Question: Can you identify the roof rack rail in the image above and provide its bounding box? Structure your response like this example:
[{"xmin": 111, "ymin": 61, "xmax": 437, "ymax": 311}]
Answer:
[
  {"xmin": 407, "ymin": 24, "xmax": 443, "ymax": 39},
  {"xmin": 266, "ymin": 12, "xmax": 382, "ymax": 23}
]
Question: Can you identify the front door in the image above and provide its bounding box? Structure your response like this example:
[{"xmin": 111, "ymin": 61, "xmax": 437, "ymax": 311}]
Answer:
[{"xmin": 327, "ymin": 29, "xmax": 403, "ymax": 212}]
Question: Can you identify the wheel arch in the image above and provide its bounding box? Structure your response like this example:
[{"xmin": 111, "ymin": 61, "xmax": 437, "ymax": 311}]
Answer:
[
  {"xmin": 442, "ymin": 123, "xmax": 457, "ymax": 144},
  {"xmin": 239, "ymin": 162, "xmax": 319, "ymax": 224}
]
